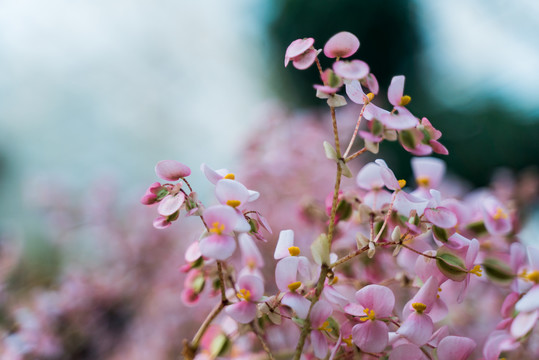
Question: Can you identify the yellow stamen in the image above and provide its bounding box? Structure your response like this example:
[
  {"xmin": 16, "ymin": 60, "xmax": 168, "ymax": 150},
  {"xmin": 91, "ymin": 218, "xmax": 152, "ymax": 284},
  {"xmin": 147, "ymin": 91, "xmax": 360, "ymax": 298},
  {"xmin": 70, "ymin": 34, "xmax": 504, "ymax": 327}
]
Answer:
[
  {"xmin": 318, "ymin": 320, "xmax": 332, "ymax": 333},
  {"xmin": 416, "ymin": 176, "xmax": 430, "ymax": 187},
  {"xmin": 247, "ymin": 258, "xmax": 256, "ymax": 269},
  {"xmin": 343, "ymin": 335, "xmax": 354, "ymax": 347},
  {"xmin": 237, "ymin": 288, "xmax": 251, "ymax": 301},
  {"xmin": 288, "ymin": 246, "xmax": 301, "ymax": 256},
  {"xmin": 209, "ymin": 221, "xmax": 225, "ymax": 235},
  {"xmin": 470, "ymin": 264, "xmax": 482, "ymax": 277},
  {"xmin": 366, "ymin": 93, "xmax": 375, "ymax": 102},
  {"xmin": 400, "ymin": 95, "xmax": 411, "ymax": 106},
  {"xmin": 493, "ymin": 207, "xmax": 508, "ymax": 220},
  {"xmin": 525, "ymin": 270, "xmax": 539, "ymax": 283},
  {"xmin": 412, "ymin": 302, "xmax": 427, "ymax": 314},
  {"xmin": 329, "ymin": 276, "xmax": 339, "ymax": 285},
  {"xmin": 362, "ymin": 308, "xmax": 376, "ymax": 321},
  {"xmin": 288, "ymin": 281, "xmax": 302, "ymax": 292},
  {"xmin": 224, "ymin": 173, "xmax": 235, "ymax": 180},
  {"xmin": 226, "ymin": 199, "xmax": 241, "ymax": 208},
  {"xmin": 398, "ymin": 179, "xmax": 407, "ymax": 189}
]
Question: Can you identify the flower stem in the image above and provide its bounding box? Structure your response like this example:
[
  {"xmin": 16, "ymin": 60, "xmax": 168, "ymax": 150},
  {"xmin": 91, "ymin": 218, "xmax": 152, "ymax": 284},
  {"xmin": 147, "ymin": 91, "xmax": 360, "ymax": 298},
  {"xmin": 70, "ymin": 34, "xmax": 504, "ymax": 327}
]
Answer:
[
  {"xmin": 182, "ymin": 300, "xmax": 226, "ymax": 359},
  {"xmin": 330, "ymin": 245, "xmax": 369, "ymax": 268},
  {"xmin": 343, "ymin": 103, "xmax": 368, "ymax": 158}
]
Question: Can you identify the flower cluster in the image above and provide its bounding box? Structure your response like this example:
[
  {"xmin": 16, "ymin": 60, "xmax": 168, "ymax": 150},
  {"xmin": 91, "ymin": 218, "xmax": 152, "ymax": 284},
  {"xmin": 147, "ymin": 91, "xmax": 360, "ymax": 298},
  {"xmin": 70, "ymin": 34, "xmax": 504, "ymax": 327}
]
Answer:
[
  {"xmin": 141, "ymin": 31, "xmax": 536, "ymax": 360},
  {"xmin": 134, "ymin": 31, "xmax": 539, "ymax": 360}
]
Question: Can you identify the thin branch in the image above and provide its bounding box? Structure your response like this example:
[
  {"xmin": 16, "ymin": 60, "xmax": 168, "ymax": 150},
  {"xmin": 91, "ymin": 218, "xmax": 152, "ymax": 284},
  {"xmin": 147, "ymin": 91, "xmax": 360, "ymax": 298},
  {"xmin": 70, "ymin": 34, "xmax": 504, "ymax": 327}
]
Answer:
[
  {"xmin": 250, "ymin": 322, "xmax": 275, "ymax": 360},
  {"xmin": 330, "ymin": 245, "xmax": 369, "ymax": 268},
  {"xmin": 343, "ymin": 103, "xmax": 368, "ymax": 158}
]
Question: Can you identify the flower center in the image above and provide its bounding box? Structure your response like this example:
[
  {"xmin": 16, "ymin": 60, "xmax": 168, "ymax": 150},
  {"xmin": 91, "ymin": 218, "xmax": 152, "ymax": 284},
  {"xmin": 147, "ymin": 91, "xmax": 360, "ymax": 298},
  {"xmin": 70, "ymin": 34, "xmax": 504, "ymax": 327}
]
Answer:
[
  {"xmin": 493, "ymin": 207, "xmax": 508, "ymax": 220},
  {"xmin": 469, "ymin": 264, "xmax": 482, "ymax": 277},
  {"xmin": 362, "ymin": 308, "xmax": 376, "ymax": 321},
  {"xmin": 416, "ymin": 176, "xmax": 430, "ymax": 187},
  {"xmin": 318, "ymin": 320, "xmax": 332, "ymax": 333},
  {"xmin": 526, "ymin": 270, "xmax": 539, "ymax": 283},
  {"xmin": 224, "ymin": 173, "xmax": 235, "ymax": 180},
  {"xmin": 226, "ymin": 200, "xmax": 241, "ymax": 208},
  {"xmin": 399, "ymin": 95, "xmax": 411, "ymax": 106},
  {"xmin": 237, "ymin": 288, "xmax": 251, "ymax": 301},
  {"xmin": 343, "ymin": 335, "xmax": 354, "ymax": 347},
  {"xmin": 287, "ymin": 281, "xmax": 302, "ymax": 292},
  {"xmin": 209, "ymin": 221, "xmax": 225, "ymax": 235},
  {"xmin": 288, "ymin": 246, "xmax": 301, "ymax": 256},
  {"xmin": 412, "ymin": 302, "xmax": 427, "ymax": 314},
  {"xmin": 398, "ymin": 179, "xmax": 407, "ymax": 189}
]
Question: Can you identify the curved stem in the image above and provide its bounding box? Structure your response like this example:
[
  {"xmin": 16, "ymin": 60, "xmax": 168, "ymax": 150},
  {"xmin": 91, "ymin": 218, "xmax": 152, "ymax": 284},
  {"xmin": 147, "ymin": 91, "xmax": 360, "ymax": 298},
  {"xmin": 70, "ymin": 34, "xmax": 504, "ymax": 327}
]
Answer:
[{"xmin": 343, "ymin": 103, "xmax": 368, "ymax": 158}]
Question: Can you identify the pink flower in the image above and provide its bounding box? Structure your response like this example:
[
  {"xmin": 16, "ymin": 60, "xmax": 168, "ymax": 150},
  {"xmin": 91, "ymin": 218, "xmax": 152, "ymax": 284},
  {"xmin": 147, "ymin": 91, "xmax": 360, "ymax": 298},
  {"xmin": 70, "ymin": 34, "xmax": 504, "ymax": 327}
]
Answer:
[
  {"xmin": 398, "ymin": 277, "xmax": 443, "ymax": 346},
  {"xmin": 155, "ymin": 160, "xmax": 191, "ymax": 181},
  {"xmin": 436, "ymin": 336, "xmax": 476, "ymax": 360},
  {"xmin": 324, "ymin": 32, "xmax": 360, "ymax": 58},
  {"xmin": 309, "ymin": 300, "xmax": 333, "ymax": 358},
  {"xmin": 420, "ymin": 117, "xmax": 448, "ymax": 155},
  {"xmin": 482, "ymin": 195, "xmax": 512, "ymax": 236},
  {"xmin": 345, "ymin": 285, "xmax": 395, "ymax": 353},
  {"xmin": 333, "ymin": 60, "xmax": 369, "ymax": 80},
  {"xmin": 424, "ymin": 190, "xmax": 458, "ymax": 229},
  {"xmin": 199, "ymin": 205, "xmax": 239, "ymax": 260},
  {"xmin": 411, "ymin": 157, "xmax": 445, "ymax": 190},
  {"xmin": 225, "ymin": 275, "xmax": 264, "ymax": 324},
  {"xmin": 356, "ymin": 162, "xmax": 392, "ymax": 210},
  {"xmin": 284, "ymin": 38, "xmax": 318, "ymax": 70}
]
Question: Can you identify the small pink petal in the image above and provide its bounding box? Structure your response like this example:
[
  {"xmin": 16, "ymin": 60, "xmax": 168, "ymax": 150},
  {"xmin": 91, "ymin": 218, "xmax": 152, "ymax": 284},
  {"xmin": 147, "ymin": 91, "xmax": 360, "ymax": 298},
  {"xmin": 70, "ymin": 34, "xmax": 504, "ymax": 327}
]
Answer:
[
  {"xmin": 359, "ymin": 131, "xmax": 383, "ymax": 143},
  {"xmin": 203, "ymin": 205, "xmax": 238, "ymax": 234},
  {"xmin": 157, "ymin": 193, "xmax": 185, "ymax": 216},
  {"xmin": 292, "ymin": 48, "xmax": 318, "ymax": 70},
  {"xmin": 397, "ymin": 312, "xmax": 433, "ymax": 346},
  {"xmin": 199, "ymin": 234, "xmax": 236, "ymax": 260},
  {"xmin": 239, "ymin": 233, "xmax": 264, "ymax": 268},
  {"xmin": 345, "ymin": 80, "xmax": 367, "ymax": 104},
  {"xmin": 310, "ymin": 300, "xmax": 332, "ymax": 328},
  {"xmin": 200, "ymin": 163, "xmax": 228, "ymax": 185},
  {"xmin": 314, "ymin": 84, "xmax": 339, "ymax": 94},
  {"xmin": 311, "ymin": 330, "xmax": 329, "ymax": 359},
  {"xmin": 356, "ymin": 163, "xmax": 384, "ymax": 190},
  {"xmin": 411, "ymin": 276, "xmax": 439, "ymax": 311},
  {"xmin": 215, "ymin": 179, "xmax": 249, "ymax": 208},
  {"xmin": 344, "ymin": 303, "xmax": 366, "ymax": 317},
  {"xmin": 282, "ymin": 292, "xmax": 311, "ymax": 319},
  {"xmin": 366, "ymin": 73, "xmax": 379, "ymax": 95},
  {"xmin": 437, "ymin": 336, "xmax": 476, "ymax": 360},
  {"xmin": 225, "ymin": 301, "xmax": 257, "ymax": 324},
  {"xmin": 510, "ymin": 310, "xmax": 538, "ymax": 339},
  {"xmin": 181, "ymin": 288, "xmax": 200, "ymax": 306},
  {"xmin": 354, "ymin": 284, "xmax": 395, "ymax": 318},
  {"xmin": 155, "ymin": 160, "xmax": 191, "ymax": 181},
  {"xmin": 333, "ymin": 60, "xmax": 369, "ymax": 80},
  {"xmin": 237, "ymin": 274, "xmax": 264, "ymax": 301},
  {"xmin": 389, "ymin": 344, "xmax": 428, "ymax": 360},
  {"xmin": 285, "ymin": 38, "xmax": 315, "ymax": 66},
  {"xmin": 501, "ymin": 292, "xmax": 520, "ymax": 318},
  {"xmin": 153, "ymin": 215, "xmax": 171, "ymax": 229},
  {"xmin": 380, "ymin": 106, "xmax": 418, "ymax": 130},
  {"xmin": 324, "ymin": 31, "xmax": 359, "ymax": 58},
  {"xmin": 425, "ymin": 207, "xmax": 458, "ymax": 228},
  {"xmin": 388, "ymin": 75, "xmax": 405, "ymax": 106},
  {"xmin": 403, "ymin": 143, "xmax": 433, "ymax": 156},
  {"xmin": 274, "ymin": 229, "xmax": 295, "ymax": 259},
  {"xmin": 411, "ymin": 157, "xmax": 446, "ymax": 189},
  {"xmin": 375, "ymin": 159, "xmax": 400, "ymax": 191},
  {"xmin": 275, "ymin": 256, "xmax": 300, "ymax": 292},
  {"xmin": 430, "ymin": 140, "xmax": 449, "ymax": 155},
  {"xmin": 516, "ymin": 285, "xmax": 539, "ymax": 312},
  {"xmin": 185, "ymin": 241, "xmax": 202, "ymax": 262},
  {"xmin": 352, "ymin": 320, "xmax": 388, "ymax": 353}
]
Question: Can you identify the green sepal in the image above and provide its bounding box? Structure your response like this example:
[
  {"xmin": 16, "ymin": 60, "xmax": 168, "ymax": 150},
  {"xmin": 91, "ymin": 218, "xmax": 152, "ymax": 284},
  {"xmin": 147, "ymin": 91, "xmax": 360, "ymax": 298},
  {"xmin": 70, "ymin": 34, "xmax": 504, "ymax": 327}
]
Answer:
[
  {"xmin": 436, "ymin": 248, "xmax": 467, "ymax": 282},
  {"xmin": 336, "ymin": 200, "xmax": 353, "ymax": 222},
  {"xmin": 466, "ymin": 220, "xmax": 488, "ymax": 236},
  {"xmin": 372, "ymin": 120, "xmax": 383, "ymax": 136},
  {"xmin": 192, "ymin": 275, "xmax": 205, "ymax": 293},
  {"xmin": 210, "ymin": 333, "xmax": 231, "ymax": 357},
  {"xmin": 399, "ymin": 130, "xmax": 416, "ymax": 149},
  {"xmin": 482, "ymin": 258, "xmax": 515, "ymax": 285},
  {"xmin": 432, "ymin": 225, "xmax": 449, "ymax": 243},
  {"xmin": 156, "ymin": 188, "xmax": 169, "ymax": 201}
]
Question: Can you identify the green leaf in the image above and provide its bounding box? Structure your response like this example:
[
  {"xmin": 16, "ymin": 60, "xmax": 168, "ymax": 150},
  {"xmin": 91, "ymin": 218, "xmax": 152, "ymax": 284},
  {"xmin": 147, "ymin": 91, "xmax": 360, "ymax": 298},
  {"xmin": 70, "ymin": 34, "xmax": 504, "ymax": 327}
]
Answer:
[
  {"xmin": 399, "ymin": 130, "xmax": 416, "ymax": 149},
  {"xmin": 432, "ymin": 225, "xmax": 449, "ymax": 243},
  {"xmin": 482, "ymin": 258, "xmax": 515, "ymax": 285},
  {"xmin": 436, "ymin": 248, "xmax": 467, "ymax": 282}
]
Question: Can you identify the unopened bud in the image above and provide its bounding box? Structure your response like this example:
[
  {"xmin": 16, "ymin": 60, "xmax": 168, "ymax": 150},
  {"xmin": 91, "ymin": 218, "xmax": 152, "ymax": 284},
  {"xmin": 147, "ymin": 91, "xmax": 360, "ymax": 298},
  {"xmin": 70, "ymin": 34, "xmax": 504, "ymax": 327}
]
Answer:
[
  {"xmin": 367, "ymin": 241, "xmax": 376, "ymax": 258},
  {"xmin": 391, "ymin": 226, "xmax": 401, "ymax": 243}
]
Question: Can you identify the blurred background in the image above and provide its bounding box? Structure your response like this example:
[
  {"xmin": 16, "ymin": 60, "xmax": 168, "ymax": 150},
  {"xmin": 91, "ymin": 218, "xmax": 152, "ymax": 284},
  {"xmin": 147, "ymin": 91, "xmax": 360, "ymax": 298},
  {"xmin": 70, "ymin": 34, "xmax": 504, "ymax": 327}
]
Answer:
[{"xmin": 1, "ymin": 0, "xmax": 538, "ymax": 358}]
